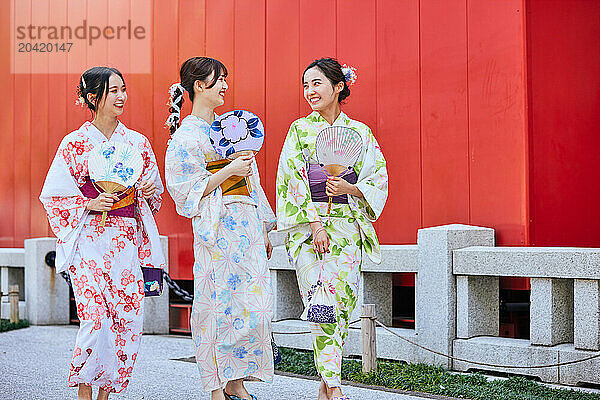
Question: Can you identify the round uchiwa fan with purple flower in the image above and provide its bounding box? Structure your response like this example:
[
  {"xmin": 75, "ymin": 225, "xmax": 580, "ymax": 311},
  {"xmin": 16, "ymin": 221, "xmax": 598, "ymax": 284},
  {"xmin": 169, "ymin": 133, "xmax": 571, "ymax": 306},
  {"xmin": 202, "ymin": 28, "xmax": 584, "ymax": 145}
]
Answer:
[
  {"xmin": 88, "ymin": 141, "xmax": 143, "ymax": 226},
  {"xmin": 209, "ymin": 110, "xmax": 264, "ymax": 159}
]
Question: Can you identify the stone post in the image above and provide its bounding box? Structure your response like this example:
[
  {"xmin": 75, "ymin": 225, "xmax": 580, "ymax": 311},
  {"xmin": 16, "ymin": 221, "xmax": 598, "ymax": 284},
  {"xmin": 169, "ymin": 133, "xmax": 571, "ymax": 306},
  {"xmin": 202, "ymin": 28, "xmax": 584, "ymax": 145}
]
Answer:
[
  {"xmin": 530, "ymin": 278, "xmax": 573, "ymax": 346},
  {"xmin": 416, "ymin": 224, "xmax": 494, "ymax": 367},
  {"xmin": 352, "ymin": 272, "xmax": 393, "ymax": 326},
  {"xmin": 143, "ymin": 236, "xmax": 170, "ymax": 334},
  {"xmin": 574, "ymin": 279, "xmax": 600, "ymax": 350},
  {"xmin": 24, "ymin": 238, "xmax": 70, "ymax": 325},
  {"xmin": 456, "ymin": 275, "xmax": 499, "ymax": 339}
]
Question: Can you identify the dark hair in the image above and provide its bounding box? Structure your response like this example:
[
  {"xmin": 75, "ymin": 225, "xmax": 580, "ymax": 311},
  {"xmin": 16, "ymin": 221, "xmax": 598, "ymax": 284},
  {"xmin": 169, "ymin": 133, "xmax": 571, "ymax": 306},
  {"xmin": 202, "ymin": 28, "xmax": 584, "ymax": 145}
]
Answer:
[
  {"xmin": 166, "ymin": 57, "xmax": 228, "ymax": 134},
  {"xmin": 303, "ymin": 58, "xmax": 350, "ymax": 103},
  {"xmin": 76, "ymin": 66, "xmax": 125, "ymax": 112}
]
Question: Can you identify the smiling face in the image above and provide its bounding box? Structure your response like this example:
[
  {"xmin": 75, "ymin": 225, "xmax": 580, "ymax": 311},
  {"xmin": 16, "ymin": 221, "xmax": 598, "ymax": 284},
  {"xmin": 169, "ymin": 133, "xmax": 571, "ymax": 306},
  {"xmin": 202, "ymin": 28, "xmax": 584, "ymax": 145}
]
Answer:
[
  {"xmin": 195, "ymin": 71, "xmax": 228, "ymax": 108},
  {"xmin": 90, "ymin": 73, "xmax": 127, "ymax": 117},
  {"xmin": 303, "ymin": 66, "xmax": 343, "ymax": 111}
]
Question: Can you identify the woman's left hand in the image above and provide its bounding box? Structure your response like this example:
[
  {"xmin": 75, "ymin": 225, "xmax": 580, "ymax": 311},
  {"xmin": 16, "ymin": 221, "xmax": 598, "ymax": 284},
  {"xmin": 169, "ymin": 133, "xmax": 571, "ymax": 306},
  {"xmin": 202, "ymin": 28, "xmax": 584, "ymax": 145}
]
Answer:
[
  {"xmin": 326, "ymin": 177, "xmax": 362, "ymax": 197},
  {"xmin": 264, "ymin": 226, "xmax": 273, "ymax": 260},
  {"xmin": 139, "ymin": 180, "xmax": 156, "ymax": 199}
]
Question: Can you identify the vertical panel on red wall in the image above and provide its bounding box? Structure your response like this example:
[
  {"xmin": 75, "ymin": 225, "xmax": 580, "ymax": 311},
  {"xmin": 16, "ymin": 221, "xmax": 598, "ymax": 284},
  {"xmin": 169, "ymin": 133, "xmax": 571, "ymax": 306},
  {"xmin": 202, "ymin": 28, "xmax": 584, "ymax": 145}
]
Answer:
[
  {"xmin": 86, "ymin": 0, "xmax": 108, "ymax": 67},
  {"xmin": 420, "ymin": 0, "xmax": 469, "ymax": 226},
  {"xmin": 339, "ymin": 1, "xmax": 381, "ymax": 235},
  {"xmin": 67, "ymin": 0, "xmax": 89, "ymax": 132},
  {"xmin": 177, "ymin": 0, "xmax": 206, "ymax": 120},
  {"xmin": 527, "ymin": 0, "xmax": 600, "ymax": 246},
  {"xmin": 206, "ymin": 0, "xmax": 234, "ymax": 112},
  {"xmin": 265, "ymin": 0, "xmax": 300, "ymax": 203},
  {"xmin": 298, "ymin": 0, "xmax": 336, "ymax": 116},
  {"xmin": 152, "ymin": 0, "xmax": 183, "ymax": 278},
  {"xmin": 336, "ymin": 0, "xmax": 376, "ymax": 129},
  {"xmin": 30, "ymin": 0, "xmax": 51, "ymax": 238},
  {"xmin": 0, "ymin": 0, "xmax": 15, "ymax": 245},
  {"xmin": 127, "ymin": 0, "xmax": 153, "ymax": 140},
  {"xmin": 106, "ymin": 0, "xmax": 131, "ymax": 126},
  {"xmin": 46, "ymin": 2, "xmax": 69, "ymax": 237},
  {"xmin": 13, "ymin": 0, "xmax": 32, "ymax": 246},
  {"xmin": 376, "ymin": 0, "xmax": 421, "ymax": 244},
  {"xmin": 234, "ymin": 0, "xmax": 267, "ymax": 185},
  {"xmin": 467, "ymin": 0, "xmax": 528, "ymax": 245}
]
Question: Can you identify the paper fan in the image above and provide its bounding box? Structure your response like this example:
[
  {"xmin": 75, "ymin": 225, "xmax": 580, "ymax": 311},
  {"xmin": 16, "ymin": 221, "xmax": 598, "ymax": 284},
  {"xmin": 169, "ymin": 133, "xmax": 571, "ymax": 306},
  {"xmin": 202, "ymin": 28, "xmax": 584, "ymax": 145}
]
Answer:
[
  {"xmin": 209, "ymin": 110, "xmax": 264, "ymax": 158},
  {"xmin": 315, "ymin": 126, "xmax": 362, "ymax": 176},
  {"xmin": 315, "ymin": 126, "xmax": 362, "ymax": 217},
  {"xmin": 88, "ymin": 142, "xmax": 143, "ymax": 225}
]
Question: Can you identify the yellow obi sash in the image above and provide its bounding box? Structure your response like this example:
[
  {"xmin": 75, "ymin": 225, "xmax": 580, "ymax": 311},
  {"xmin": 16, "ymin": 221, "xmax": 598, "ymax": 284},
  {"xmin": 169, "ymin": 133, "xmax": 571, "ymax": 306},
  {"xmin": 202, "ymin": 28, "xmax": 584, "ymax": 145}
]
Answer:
[{"xmin": 206, "ymin": 159, "xmax": 251, "ymax": 196}]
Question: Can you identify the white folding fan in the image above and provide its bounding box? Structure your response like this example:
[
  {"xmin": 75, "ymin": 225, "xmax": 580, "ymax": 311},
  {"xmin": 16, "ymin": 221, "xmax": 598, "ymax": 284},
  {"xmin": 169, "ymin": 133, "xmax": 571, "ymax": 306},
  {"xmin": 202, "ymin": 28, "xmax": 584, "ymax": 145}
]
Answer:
[
  {"xmin": 88, "ymin": 142, "xmax": 144, "ymax": 226},
  {"xmin": 315, "ymin": 126, "xmax": 363, "ymax": 215}
]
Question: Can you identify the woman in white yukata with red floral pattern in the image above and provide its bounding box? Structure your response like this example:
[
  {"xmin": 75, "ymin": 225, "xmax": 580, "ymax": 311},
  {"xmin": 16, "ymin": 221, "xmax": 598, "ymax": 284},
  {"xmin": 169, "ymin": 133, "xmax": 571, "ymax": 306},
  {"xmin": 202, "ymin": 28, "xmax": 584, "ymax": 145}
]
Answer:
[{"xmin": 40, "ymin": 67, "xmax": 165, "ymax": 400}]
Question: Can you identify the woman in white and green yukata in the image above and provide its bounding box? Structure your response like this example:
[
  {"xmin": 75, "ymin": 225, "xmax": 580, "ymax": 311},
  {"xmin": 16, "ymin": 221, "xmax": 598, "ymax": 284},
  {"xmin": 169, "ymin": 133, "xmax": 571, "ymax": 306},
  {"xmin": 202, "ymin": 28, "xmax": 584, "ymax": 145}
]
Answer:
[{"xmin": 275, "ymin": 58, "xmax": 388, "ymax": 400}]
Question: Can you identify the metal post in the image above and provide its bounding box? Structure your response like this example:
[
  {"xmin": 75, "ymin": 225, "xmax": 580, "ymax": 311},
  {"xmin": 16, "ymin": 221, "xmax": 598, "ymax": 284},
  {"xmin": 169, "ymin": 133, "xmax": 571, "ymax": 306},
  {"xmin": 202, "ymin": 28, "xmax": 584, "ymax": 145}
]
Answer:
[
  {"xmin": 361, "ymin": 303, "xmax": 377, "ymax": 373},
  {"xmin": 9, "ymin": 285, "xmax": 19, "ymax": 323}
]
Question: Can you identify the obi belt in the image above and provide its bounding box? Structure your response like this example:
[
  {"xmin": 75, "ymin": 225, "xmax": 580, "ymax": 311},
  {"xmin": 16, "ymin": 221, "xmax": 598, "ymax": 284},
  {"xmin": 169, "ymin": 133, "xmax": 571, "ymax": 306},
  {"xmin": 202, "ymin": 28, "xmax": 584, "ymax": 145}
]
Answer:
[
  {"xmin": 80, "ymin": 176, "xmax": 136, "ymax": 218},
  {"xmin": 308, "ymin": 163, "xmax": 357, "ymax": 204},
  {"xmin": 206, "ymin": 159, "xmax": 251, "ymax": 196}
]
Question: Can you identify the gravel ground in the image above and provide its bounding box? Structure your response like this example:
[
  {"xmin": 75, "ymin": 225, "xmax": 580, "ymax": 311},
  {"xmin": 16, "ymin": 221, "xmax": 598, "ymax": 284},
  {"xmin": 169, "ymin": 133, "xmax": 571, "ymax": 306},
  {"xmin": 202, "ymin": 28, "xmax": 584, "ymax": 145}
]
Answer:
[{"xmin": 0, "ymin": 325, "xmax": 438, "ymax": 400}]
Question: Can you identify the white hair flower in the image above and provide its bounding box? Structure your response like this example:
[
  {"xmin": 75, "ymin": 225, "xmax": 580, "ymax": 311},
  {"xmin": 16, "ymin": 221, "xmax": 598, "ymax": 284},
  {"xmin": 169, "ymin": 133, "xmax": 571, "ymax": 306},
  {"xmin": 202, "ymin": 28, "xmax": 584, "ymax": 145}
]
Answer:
[{"xmin": 341, "ymin": 64, "xmax": 358, "ymax": 86}]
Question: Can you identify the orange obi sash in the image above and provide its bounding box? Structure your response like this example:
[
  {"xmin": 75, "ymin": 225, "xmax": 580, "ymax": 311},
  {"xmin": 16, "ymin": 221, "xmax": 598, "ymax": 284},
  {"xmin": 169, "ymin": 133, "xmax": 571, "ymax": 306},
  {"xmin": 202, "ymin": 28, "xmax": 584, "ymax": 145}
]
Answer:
[{"xmin": 206, "ymin": 159, "xmax": 251, "ymax": 196}]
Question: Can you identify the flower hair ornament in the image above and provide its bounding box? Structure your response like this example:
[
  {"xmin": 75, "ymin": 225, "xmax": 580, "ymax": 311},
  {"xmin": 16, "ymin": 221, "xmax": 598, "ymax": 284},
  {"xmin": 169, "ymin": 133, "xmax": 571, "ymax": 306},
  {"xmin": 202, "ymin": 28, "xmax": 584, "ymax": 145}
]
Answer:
[
  {"xmin": 165, "ymin": 82, "xmax": 185, "ymax": 129},
  {"xmin": 341, "ymin": 64, "xmax": 358, "ymax": 86},
  {"xmin": 75, "ymin": 76, "xmax": 87, "ymax": 107},
  {"xmin": 75, "ymin": 96, "xmax": 86, "ymax": 108}
]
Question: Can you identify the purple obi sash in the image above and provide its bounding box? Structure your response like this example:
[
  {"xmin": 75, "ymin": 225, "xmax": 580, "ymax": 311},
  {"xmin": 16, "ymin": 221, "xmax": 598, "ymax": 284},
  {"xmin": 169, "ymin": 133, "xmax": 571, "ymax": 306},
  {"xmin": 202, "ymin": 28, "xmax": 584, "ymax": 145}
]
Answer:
[
  {"xmin": 80, "ymin": 177, "xmax": 136, "ymax": 218},
  {"xmin": 307, "ymin": 163, "xmax": 358, "ymax": 204}
]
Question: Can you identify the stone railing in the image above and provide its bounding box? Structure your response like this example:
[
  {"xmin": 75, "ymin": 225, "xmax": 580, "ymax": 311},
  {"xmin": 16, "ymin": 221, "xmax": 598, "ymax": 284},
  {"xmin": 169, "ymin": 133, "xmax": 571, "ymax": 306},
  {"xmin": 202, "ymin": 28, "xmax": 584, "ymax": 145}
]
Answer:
[
  {"xmin": 20, "ymin": 237, "xmax": 170, "ymax": 334},
  {"xmin": 269, "ymin": 224, "xmax": 600, "ymax": 387},
  {"xmin": 16, "ymin": 225, "xmax": 600, "ymax": 386},
  {"xmin": 0, "ymin": 248, "xmax": 26, "ymax": 319},
  {"xmin": 453, "ymin": 245, "xmax": 600, "ymax": 386}
]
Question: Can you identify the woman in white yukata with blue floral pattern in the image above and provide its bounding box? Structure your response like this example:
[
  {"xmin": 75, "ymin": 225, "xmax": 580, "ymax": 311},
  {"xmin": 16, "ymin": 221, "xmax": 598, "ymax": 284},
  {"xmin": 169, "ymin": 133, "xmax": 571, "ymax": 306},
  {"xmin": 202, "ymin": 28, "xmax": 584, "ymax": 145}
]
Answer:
[{"xmin": 164, "ymin": 57, "xmax": 275, "ymax": 400}]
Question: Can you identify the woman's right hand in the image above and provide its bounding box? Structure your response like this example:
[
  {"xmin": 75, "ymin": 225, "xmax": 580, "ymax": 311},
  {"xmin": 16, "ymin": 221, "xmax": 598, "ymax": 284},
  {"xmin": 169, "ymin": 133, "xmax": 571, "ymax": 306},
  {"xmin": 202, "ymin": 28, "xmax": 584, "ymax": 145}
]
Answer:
[
  {"xmin": 86, "ymin": 193, "xmax": 120, "ymax": 212},
  {"xmin": 310, "ymin": 221, "xmax": 329, "ymax": 254},
  {"xmin": 225, "ymin": 154, "xmax": 254, "ymax": 177}
]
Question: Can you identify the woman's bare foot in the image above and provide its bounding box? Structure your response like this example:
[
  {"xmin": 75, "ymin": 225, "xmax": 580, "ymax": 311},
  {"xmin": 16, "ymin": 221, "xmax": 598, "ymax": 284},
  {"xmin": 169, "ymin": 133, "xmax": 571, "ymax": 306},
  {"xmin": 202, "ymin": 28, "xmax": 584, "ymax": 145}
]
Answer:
[
  {"xmin": 317, "ymin": 379, "xmax": 328, "ymax": 400},
  {"xmin": 77, "ymin": 384, "xmax": 92, "ymax": 400},
  {"xmin": 211, "ymin": 388, "xmax": 227, "ymax": 400},
  {"xmin": 225, "ymin": 378, "xmax": 252, "ymax": 399},
  {"xmin": 329, "ymin": 386, "xmax": 344, "ymax": 399},
  {"xmin": 96, "ymin": 387, "xmax": 109, "ymax": 400}
]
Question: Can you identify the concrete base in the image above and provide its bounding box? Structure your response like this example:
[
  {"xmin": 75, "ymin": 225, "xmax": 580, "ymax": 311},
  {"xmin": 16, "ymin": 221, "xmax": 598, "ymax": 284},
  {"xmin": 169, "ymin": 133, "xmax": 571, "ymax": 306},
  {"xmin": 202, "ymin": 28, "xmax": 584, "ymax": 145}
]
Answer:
[
  {"xmin": 558, "ymin": 344, "xmax": 600, "ymax": 386},
  {"xmin": 142, "ymin": 236, "xmax": 170, "ymax": 335},
  {"xmin": 24, "ymin": 238, "xmax": 70, "ymax": 325},
  {"xmin": 272, "ymin": 319, "xmax": 419, "ymax": 363},
  {"xmin": 454, "ymin": 336, "xmax": 559, "ymax": 383}
]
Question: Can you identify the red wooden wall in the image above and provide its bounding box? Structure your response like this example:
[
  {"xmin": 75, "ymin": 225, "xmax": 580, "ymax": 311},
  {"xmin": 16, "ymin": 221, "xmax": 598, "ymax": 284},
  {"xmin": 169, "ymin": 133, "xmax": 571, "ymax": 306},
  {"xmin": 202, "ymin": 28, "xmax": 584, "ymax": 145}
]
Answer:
[
  {"xmin": 526, "ymin": 0, "xmax": 600, "ymax": 246},
  {"xmin": 1, "ymin": 0, "xmax": 536, "ymax": 279}
]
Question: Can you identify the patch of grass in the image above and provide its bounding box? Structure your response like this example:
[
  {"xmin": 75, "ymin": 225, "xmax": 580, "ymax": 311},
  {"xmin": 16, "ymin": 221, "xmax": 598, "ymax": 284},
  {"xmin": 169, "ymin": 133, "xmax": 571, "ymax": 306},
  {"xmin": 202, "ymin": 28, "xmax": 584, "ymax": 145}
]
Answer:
[
  {"xmin": 276, "ymin": 347, "xmax": 600, "ymax": 400},
  {"xmin": 0, "ymin": 319, "xmax": 29, "ymax": 333}
]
